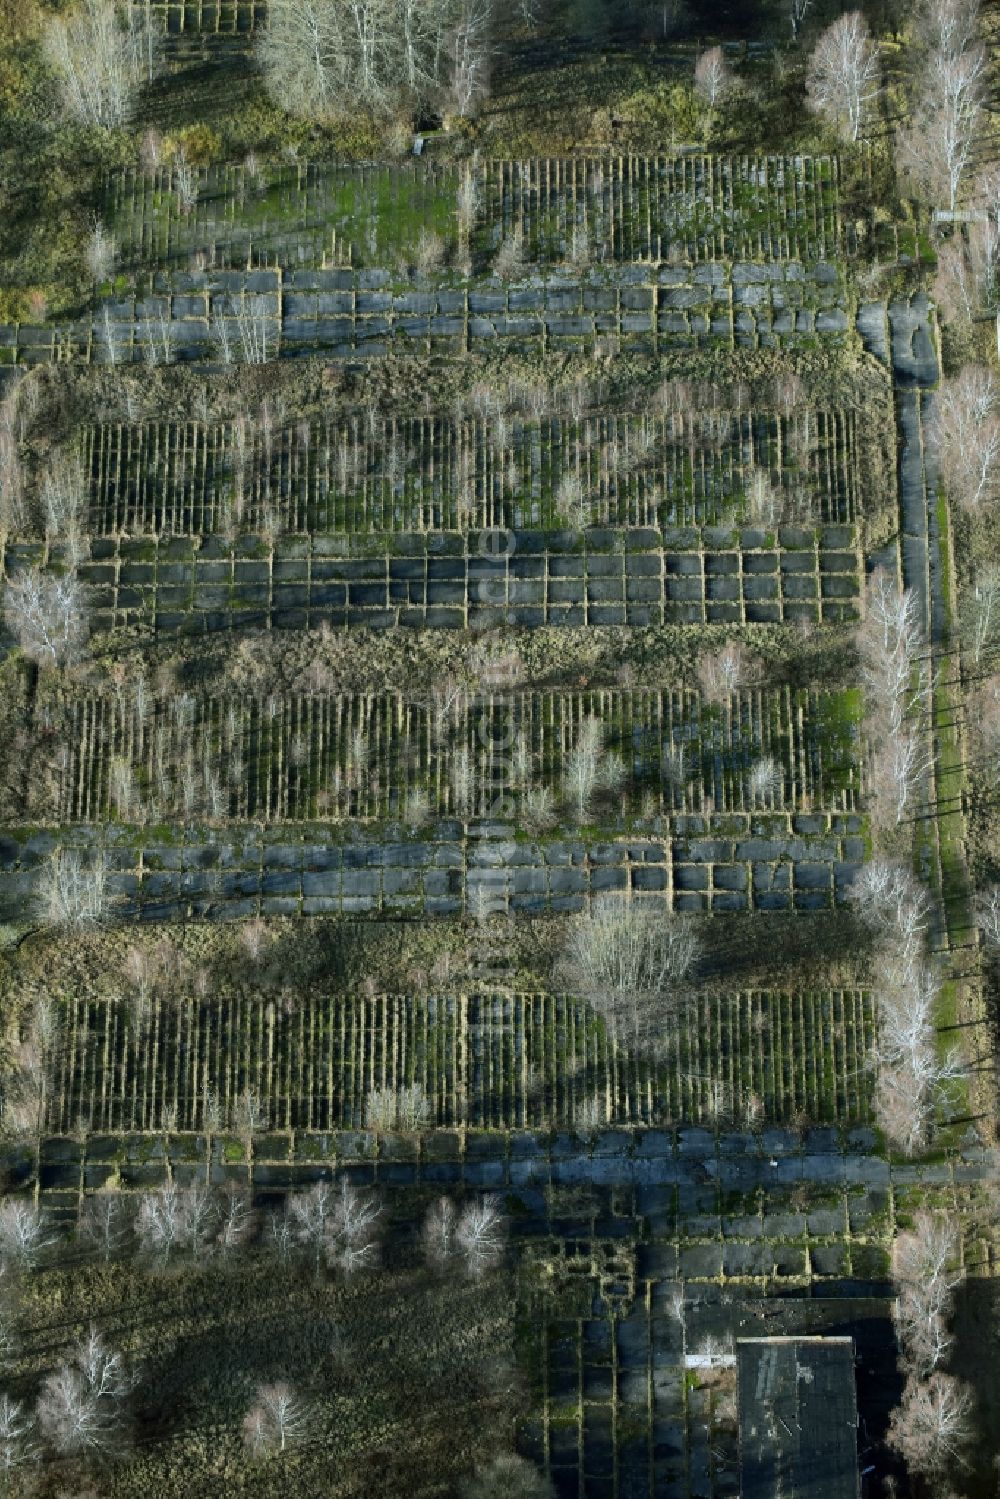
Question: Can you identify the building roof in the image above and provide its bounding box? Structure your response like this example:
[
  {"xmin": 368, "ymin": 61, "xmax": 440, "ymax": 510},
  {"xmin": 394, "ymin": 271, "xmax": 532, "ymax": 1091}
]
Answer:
[{"xmin": 737, "ymin": 1337, "xmax": 860, "ymax": 1499}]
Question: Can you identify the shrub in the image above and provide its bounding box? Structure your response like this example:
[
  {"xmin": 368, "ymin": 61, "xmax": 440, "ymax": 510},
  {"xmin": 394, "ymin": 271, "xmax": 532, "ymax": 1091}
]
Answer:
[
  {"xmin": 559, "ymin": 895, "xmax": 700, "ymax": 1049},
  {"xmin": 36, "ymin": 849, "xmax": 109, "ymax": 929},
  {"xmin": 460, "ymin": 1454, "xmax": 555, "ymax": 1499}
]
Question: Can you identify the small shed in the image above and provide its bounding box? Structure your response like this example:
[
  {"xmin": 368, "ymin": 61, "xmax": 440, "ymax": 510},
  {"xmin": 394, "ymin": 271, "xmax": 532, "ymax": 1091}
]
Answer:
[{"xmin": 737, "ymin": 1337, "xmax": 860, "ymax": 1499}]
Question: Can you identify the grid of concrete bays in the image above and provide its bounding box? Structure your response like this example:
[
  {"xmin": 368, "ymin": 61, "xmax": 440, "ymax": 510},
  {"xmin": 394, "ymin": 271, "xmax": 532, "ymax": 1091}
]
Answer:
[
  {"xmin": 0, "ymin": 525, "xmax": 860, "ymax": 645},
  {"xmin": 0, "ymin": 814, "xmax": 865, "ymax": 922},
  {"xmin": 0, "ymin": 261, "xmax": 851, "ymax": 368}
]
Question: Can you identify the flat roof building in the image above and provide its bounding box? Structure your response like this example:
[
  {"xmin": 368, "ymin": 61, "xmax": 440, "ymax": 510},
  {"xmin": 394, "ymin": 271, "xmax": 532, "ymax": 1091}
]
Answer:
[{"xmin": 737, "ymin": 1337, "xmax": 861, "ymax": 1499}]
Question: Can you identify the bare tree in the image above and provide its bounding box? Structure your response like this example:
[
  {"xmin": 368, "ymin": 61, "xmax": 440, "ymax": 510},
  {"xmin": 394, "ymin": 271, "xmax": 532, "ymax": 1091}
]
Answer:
[
  {"xmin": 460, "ymin": 1453, "xmax": 554, "ymax": 1499},
  {"xmin": 216, "ymin": 1186, "xmax": 254, "ymax": 1256},
  {"xmin": 932, "ymin": 235, "xmax": 979, "ymax": 329},
  {"xmin": 975, "ymin": 884, "xmax": 1000, "ymax": 948},
  {"xmin": 4, "ymin": 568, "xmax": 89, "ymax": 668},
  {"xmin": 869, "ymin": 725, "xmax": 933, "ymax": 828},
  {"xmin": 41, "ymin": 448, "xmax": 89, "ymax": 559},
  {"xmin": 696, "ymin": 641, "xmax": 759, "ymax": 703},
  {"xmin": 789, "ymin": 0, "xmax": 812, "ymax": 42},
  {"xmin": 37, "ymin": 1327, "xmax": 134, "ymax": 1457},
  {"xmin": 857, "ymin": 570, "xmax": 930, "ymax": 834},
  {"xmin": 3, "ymin": 995, "xmax": 62, "ymax": 1153},
  {"xmin": 0, "ymin": 1201, "xmax": 55, "ymax": 1273},
  {"xmin": 860, "ymin": 571, "xmax": 923, "ymax": 688},
  {"xmin": 917, "ymin": 0, "xmax": 980, "ymax": 61},
  {"xmin": 172, "ymin": 147, "xmax": 198, "ymax": 215},
  {"xmin": 456, "ymin": 1196, "xmax": 506, "ymax": 1278},
  {"xmin": 142, "ymin": 312, "xmax": 176, "ymax": 367},
  {"xmin": 421, "ymin": 1195, "xmax": 458, "ymax": 1269},
  {"xmin": 287, "ymin": 1179, "xmax": 337, "ymax": 1273},
  {"xmin": 258, "ymin": 1205, "xmax": 290, "ymax": 1267},
  {"xmin": 256, "ymin": 0, "xmax": 345, "ymax": 120},
  {"xmin": 899, "ymin": 42, "xmax": 986, "ymax": 210},
  {"xmin": 805, "ymin": 11, "xmax": 880, "ymax": 143},
  {"xmin": 176, "ymin": 1185, "xmax": 219, "ymax": 1259},
  {"xmin": 561, "ymin": 716, "xmax": 625, "ymax": 823},
  {"xmin": 887, "ymin": 1371, "xmax": 973, "ymax": 1482},
  {"xmin": 849, "ymin": 862, "xmax": 960, "ymax": 1153},
  {"xmin": 135, "ymin": 1182, "xmax": 218, "ymax": 1265},
  {"xmin": 448, "ymin": 0, "xmax": 493, "ymax": 117},
  {"xmin": 559, "ymin": 895, "xmax": 700, "ymax": 1050},
  {"xmin": 231, "ymin": 1087, "xmax": 269, "ymax": 1146},
  {"xmin": 0, "ymin": 1394, "xmax": 38, "ymax": 1476},
  {"xmin": 693, "ymin": 47, "xmax": 732, "ymax": 109},
  {"xmin": 325, "ymin": 1178, "xmax": 382, "ymax": 1275},
  {"xmin": 232, "ymin": 294, "xmax": 277, "ymax": 366},
  {"xmin": 961, "ymin": 567, "xmax": 1000, "ymax": 665},
  {"xmin": 744, "ymin": 466, "xmax": 783, "ymax": 527},
  {"xmin": 36, "ymin": 848, "xmax": 110, "ymax": 929},
  {"xmin": 554, "ymin": 471, "xmax": 590, "ymax": 531},
  {"xmin": 849, "ymin": 860, "xmax": 930, "ymax": 948},
  {"xmin": 893, "ymin": 1210, "xmax": 963, "ymax": 1375},
  {"xmin": 365, "ymin": 1083, "xmax": 430, "ymax": 1132},
  {"xmin": 243, "ymin": 1382, "xmax": 308, "ymax": 1455},
  {"xmin": 931, "ymin": 367, "xmax": 1000, "ymax": 509},
  {"xmin": 876, "ymin": 964, "xmax": 964, "ymax": 1153},
  {"xmin": 78, "ymin": 1194, "xmax": 133, "ymax": 1262},
  {"xmin": 43, "ymin": 0, "xmax": 161, "ymax": 128},
  {"xmin": 0, "ymin": 423, "xmax": 25, "ymax": 536},
  {"xmin": 748, "ymin": 755, "xmax": 784, "ymax": 809},
  {"xmin": 257, "ymin": 0, "xmax": 483, "ymax": 121},
  {"xmin": 85, "ymin": 219, "xmax": 117, "ymax": 284}
]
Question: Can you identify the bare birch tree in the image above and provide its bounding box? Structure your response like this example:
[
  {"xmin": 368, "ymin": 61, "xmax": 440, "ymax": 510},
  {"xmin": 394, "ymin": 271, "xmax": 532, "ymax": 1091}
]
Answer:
[
  {"xmin": 917, "ymin": 0, "xmax": 980, "ymax": 61},
  {"xmin": 931, "ymin": 367, "xmax": 1000, "ymax": 510},
  {"xmin": 961, "ymin": 567, "xmax": 1000, "ymax": 665},
  {"xmin": 887, "ymin": 1371, "xmax": 973, "ymax": 1483},
  {"xmin": 78, "ymin": 1195, "xmax": 133, "ymax": 1262},
  {"xmin": 421, "ymin": 1195, "xmax": 459, "ymax": 1269},
  {"xmin": 448, "ymin": 0, "xmax": 493, "ymax": 117},
  {"xmin": 693, "ymin": 47, "xmax": 732, "ymax": 109},
  {"xmin": 37, "ymin": 1327, "xmax": 134, "ymax": 1457},
  {"xmin": 324, "ymin": 1178, "xmax": 382, "ymax": 1275},
  {"xmin": 455, "ymin": 1196, "xmax": 506, "ymax": 1277},
  {"xmin": 899, "ymin": 37, "xmax": 986, "ymax": 210},
  {"xmin": 287, "ymin": 1179, "xmax": 337, "ymax": 1273},
  {"xmin": 0, "ymin": 1202, "xmax": 55, "ymax": 1274},
  {"xmin": 857, "ymin": 570, "xmax": 930, "ymax": 834},
  {"xmin": 849, "ymin": 861, "xmax": 963, "ymax": 1153},
  {"xmin": 893, "ymin": 1210, "xmax": 963, "ymax": 1375},
  {"xmin": 788, "ymin": 0, "xmax": 812, "ymax": 42},
  {"xmin": 257, "ymin": 0, "xmax": 490, "ymax": 121},
  {"xmin": 44, "ymin": 0, "xmax": 161, "ymax": 128},
  {"xmin": 696, "ymin": 641, "xmax": 759, "ymax": 704},
  {"xmin": 563, "ymin": 716, "xmax": 625, "ymax": 822},
  {"xmin": 216, "ymin": 1186, "xmax": 254, "ymax": 1256},
  {"xmin": 41, "ymin": 449, "xmax": 89, "ymax": 561},
  {"xmin": 136, "ymin": 1183, "xmax": 216, "ymax": 1264},
  {"xmin": 0, "ymin": 1395, "xmax": 38, "ymax": 1476},
  {"xmin": 243, "ymin": 1383, "xmax": 308, "ymax": 1454},
  {"xmin": 805, "ymin": 12, "xmax": 880, "ymax": 143},
  {"xmin": 4, "ymin": 568, "xmax": 89, "ymax": 668}
]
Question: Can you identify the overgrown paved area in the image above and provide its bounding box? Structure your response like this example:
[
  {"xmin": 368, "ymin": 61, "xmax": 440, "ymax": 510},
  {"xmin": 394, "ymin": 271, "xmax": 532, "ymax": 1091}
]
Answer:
[{"xmin": 0, "ymin": 2, "xmax": 999, "ymax": 1496}]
